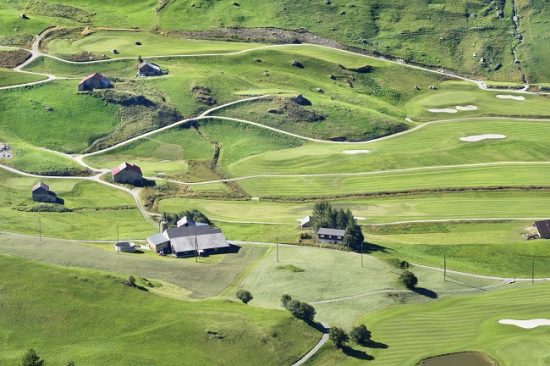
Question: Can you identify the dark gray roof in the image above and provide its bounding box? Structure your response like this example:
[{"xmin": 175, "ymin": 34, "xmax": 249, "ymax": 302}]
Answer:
[
  {"xmin": 114, "ymin": 241, "xmax": 135, "ymax": 249},
  {"xmin": 147, "ymin": 233, "xmax": 170, "ymax": 246},
  {"xmin": 32, "ymin": 182, "xmax": 49, "ymax": 192},
  {"xmin": 138, "ymin": 61, "xmax": 160, "ymax": 71},
  {"xmin": 317, "ymin": 228, "xmax": 346, "ymax": 237},
  {"xmin": 166, "ymin": 225, "xmax": 228, "ymax": 253}
]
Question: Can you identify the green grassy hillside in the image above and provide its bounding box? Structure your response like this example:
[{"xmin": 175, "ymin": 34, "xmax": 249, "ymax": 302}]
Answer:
[
  {"xmin": 309, "ymin": 283, "xmax": 550, "ymax": 365},
  {"xmin": 0, "ymin": 255, "xmax": 319, "ymax": 365}
]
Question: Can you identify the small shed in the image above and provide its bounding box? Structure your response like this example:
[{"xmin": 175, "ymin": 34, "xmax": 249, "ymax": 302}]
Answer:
[
  {"xmin": 112, "ymin": 162, "xmax": 143, "ymax": 185},
  {"xmin": 32, "ymin": 182, "xmax": 58, "ymax": 203},
  {"xmin": 137, "ymin": 61, "xmax": 162, "ymax": 77},
  {"xmin": 300, "ymin": 215, "xmax": 312, "ymax": 228},
  {"xmin": 77, "ymin": 73, "xmax": 111, "ymax": 92},
  {"xmin": 317, "ymin": 227, "xmax": 346, "ymax": 244},
  {"xmin": 534, "ymin": 220, "xmax": 550, "ymax": 239},
  {"xmin": 114, "ymin": 241, "xmax": 136, "ymax": 253}
]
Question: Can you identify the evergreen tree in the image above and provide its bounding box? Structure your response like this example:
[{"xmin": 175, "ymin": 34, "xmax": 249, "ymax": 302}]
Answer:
[
  {"xmin": 20, "ymin": 349, "xmax": 45, "ymax": 366},
  {"xmin": 343, "ymin": 222, "xmax": 364, "ymax": 249}
]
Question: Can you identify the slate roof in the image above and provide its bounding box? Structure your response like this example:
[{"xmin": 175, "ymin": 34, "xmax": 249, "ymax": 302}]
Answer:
[
  {"xmin": 317, "ymin": 228, "xmax": 346, "ymax": 237},
  {"xmin": 112, "ymin": 162, "xmax": 142, "ymax": 176},
  {"xmin": 165, "ymin": 225, "xmax": 228, "ymax": 253},
  {"xmin": 138, "ymin": 61, "xmax": 161, "ymax": 71},
  {"xmin": 79, "ymin": 72, "xmax": 109, "ymax": 84},
  {"xmin": 147, "ymin": 233, "xmax": 170, "ymax": 246}
]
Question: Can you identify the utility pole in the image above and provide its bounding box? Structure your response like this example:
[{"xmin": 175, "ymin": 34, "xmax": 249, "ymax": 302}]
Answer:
[
  {"xmin": 38, "ymin": 217, "xmax": 42, "ymax": 241},
  {"xmin": 276, "ymin": 237, "xmax": 280, "ymax": 263},
  {"xmin": 116, "ymin": 225, "xmax": 119, "ymax": 243},
  {"xmin": 360, "ymin": 241, "xmax": 364, "ymax": 267},
  {"xmin": 444, "ymin": 255, "xmax": 447, "ymax": 281},
  {"xmin": 195, "ymin": 233, "xmax": 198, "ymax": 262}
]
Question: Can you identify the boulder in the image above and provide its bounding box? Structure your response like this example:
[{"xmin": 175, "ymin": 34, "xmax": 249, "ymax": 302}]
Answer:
[{"xmin": 290, "ymin": 94, "xmax": 312, "ymax": 106}]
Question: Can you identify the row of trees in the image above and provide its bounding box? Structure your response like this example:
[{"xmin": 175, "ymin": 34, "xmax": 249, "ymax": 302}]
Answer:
[
  {"xmin": 329, "ymin": 324, "xmax": 372, "ymax": 349},
  {"xmin": 311, "ymin": 201, "xmax": 364, "ymax": 249},
  {"xmin": 281, "ymin": 294, "xmax": 316, "ymax": 322}
]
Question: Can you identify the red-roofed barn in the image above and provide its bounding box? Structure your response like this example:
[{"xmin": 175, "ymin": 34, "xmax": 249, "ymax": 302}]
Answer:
[{"xmin": 112, "ymin": 162, "xmax": 143, "ymax": 185}]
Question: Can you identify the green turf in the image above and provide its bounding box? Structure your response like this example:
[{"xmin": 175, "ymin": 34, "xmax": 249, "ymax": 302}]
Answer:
[
  {"xmin": 0, "ymin": 169, "xmax": 153, "ymax": 239},
  {"xmin": 0, "ymin": 254, "xmax": 319, "ymax": 366},
  {"xmin": 158, "ymin": 191, "xmax": 550, "ymax": 225},
  {"xmin": 0, "ymin": 68, "xmax": 46, "ymax": 87},
  {"xmin": 308, "ymin": 283, "xmax": 550, "ymax": 365},
  {"xmin": 46, "ymin": 30, "xmax": 262, "ymax": 58},
  {"xmin": 0, "ymin": 80, "xmax": 120, "ymax": 153}
]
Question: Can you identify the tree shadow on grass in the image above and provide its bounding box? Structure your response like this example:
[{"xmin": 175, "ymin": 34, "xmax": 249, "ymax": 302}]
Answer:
[
  {"xmin": 360, "ymin": 241, "xmax": 392, "ymax": 254},
  {"xmin": 342, "ymin": 346, "xmax": 374, "ymax": 360},
  {"xmin": 305, "ymin": 320, "xmax": 329, "ymax": 333},
  {"xmin": 412, "ymin": 287, "xmax": 438, "ymax": 299},
  {"xmin": 365, "ymin": 339, "xmax": 388, "ymax": 349}
]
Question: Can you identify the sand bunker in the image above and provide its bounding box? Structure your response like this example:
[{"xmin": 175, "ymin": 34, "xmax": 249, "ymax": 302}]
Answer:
[
  {"xmin": 343, "ymin": 150, "xmax": 371, "ymax": 155},
  {"xmin": 499, "ymin": 319, "xmax": 550, "ymax": 329},
  {"xmin": 496, "ymin": 95, "xmax": 525, "ymax": 101},
  {"xmin": 428, "ymin": 105, "xmax": 478, "ymax": 113},
  {"xmin": 460, "ymin": 134, "xmax": 506, "ymax": 142},
  {"xmin": 428, "ymin": 108, "xmax": 458, "ymax": 113},
  {"xmin": 455, "ymin": 105, "xmax": 478, "ymax": 111}
]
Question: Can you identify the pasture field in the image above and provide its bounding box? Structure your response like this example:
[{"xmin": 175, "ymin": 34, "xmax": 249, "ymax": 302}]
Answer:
[
  {"xmin": 0, "ymin": 232, "xmax": 267, "ymax": 299},
  {"xmin": 0, "ymin": 169, "xmax": 153, "ymax": 239},
  {"xmin": 0, "ymin": 68, "xmax": 45, "ymax": 87},
  {"xmin": 46, "ymin": 30, "xmax": 262, "ymax": 58},
  {"xmin": 0, "ymin": 255, "xmax": 319, "ymax": 366},
  {"xmin": 158, "ymin": 191, "xmax": 550, "ymax": 225},
  {"xmin": 233, "ymin": 244, "xmax": 500, "ymax": 328},
  {"xmin": 0, "ymin": 80, "xmax": 119, "ymax": 153},
  {"xmin": 308, "ymin": 283, "xmax": 550, "ymax": 365}
]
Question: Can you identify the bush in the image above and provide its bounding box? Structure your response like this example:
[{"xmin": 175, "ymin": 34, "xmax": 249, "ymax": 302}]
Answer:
[
  {"xmin": 350, "ymin": 324, "xmax": 371, "ymax": 345},
  {"xmin": 123, "ymin": 275, "xmax": 136, "ymax": 287},
  {"xmin": 329, "ymin": 327, "xmax": 349, "ymax": 349},
  {"xmin": 236, "ymin": 289, "xmax": 253, "ymax": 304},
  {"xmin": 399, "ymin": 270, "xmax": 418, "ymax": 289},
  {"xmin": 285, "ymin": 299, "xmax": 316, "ymax": 322}
]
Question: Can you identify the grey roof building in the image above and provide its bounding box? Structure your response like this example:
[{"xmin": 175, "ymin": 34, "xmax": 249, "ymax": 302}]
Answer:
[
  {"xmin": 137, "ymin": 61, "xmax": 162, "ymax": 77},
  {"xmin": 300, "ymin": 215, "xmax": 312, "ymax": 228},
  {"xmin": 146, "ymin": 225, "xmax": 229, "ymax": 257},
  {"xmin": 114, "ymin": 241, "xmax": 136, "ymax": 253},
  {"xmin": 317, "ymin": 227, "xmax": 346, "ymax": 244},
  {"xmin": 535, "ymin": 220, "xmax": 550, "ymax": 239}
]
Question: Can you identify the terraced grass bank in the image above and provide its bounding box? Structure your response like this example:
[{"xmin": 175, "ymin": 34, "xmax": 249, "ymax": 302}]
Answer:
[{"xmin": 0, "ymin": 255, "xmax": 319, "ymax": 365}]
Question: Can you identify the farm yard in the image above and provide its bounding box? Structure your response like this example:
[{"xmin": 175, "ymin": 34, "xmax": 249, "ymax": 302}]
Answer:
[{"xmin": 1, "ymin": 0, "xmax": 550, "ymax": 365}]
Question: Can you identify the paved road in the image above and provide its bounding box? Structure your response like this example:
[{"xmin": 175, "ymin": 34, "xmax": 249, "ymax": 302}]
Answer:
[{"xmin": 291, "ymin": 322, "xmax": 330, "ymax": 366}]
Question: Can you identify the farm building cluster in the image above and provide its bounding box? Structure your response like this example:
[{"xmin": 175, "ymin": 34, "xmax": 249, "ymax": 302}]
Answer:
[
  {"xmin": 147, "ymin": 217, "xmax": 230, "ymax": 257},
  {"xmin": 300, "ymin": 215, "xmax": 346, "ymax": 244}
]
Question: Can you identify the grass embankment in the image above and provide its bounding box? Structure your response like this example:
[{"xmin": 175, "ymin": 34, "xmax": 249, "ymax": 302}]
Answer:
[
  {"xmin": 0, "ymin": 255, "xmax": 319, "ymax": 365},
  {"xmin": 0, "ymin": 169, "xmax": 152, "ymax": 239},
  {"xmin": 308, "ymin": 283, "xmax": 550, "ymax": 365}
]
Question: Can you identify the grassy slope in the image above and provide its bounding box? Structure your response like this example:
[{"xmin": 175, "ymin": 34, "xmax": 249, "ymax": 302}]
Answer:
[
  {"xmin": 0, "ymin": 80, "xmax": 119, "ymax": 153},
  {"xmin": 158, "ymin": 191, "xmax": 550, "ymax": 225},
  {"xmin": 228, "ymin": 119, "xmax": 550, "ymax": 177},
  {"xmin": 0, "ymin": 68, "xmax": 45, "ymax": 87},
  {"xmin": 0, "ymin": 233, "xmax": 267, "ymax": 298},
  {"xmin": 158, "ymin": 0, "xmax": 522, "ymax": 81},
  {"xmin": 236, "ymin": 244, "xmax": 498, "ymax": 328},
  {"xmin": 0, "ymin": 169, "xmax": 153, "ymax": 239},
  {"xmin": 46, "ymin": 30, "xmax": 262, "ymax": 58},
  {"xmin": 0, "ymin": 137, "xmax": 88, "ymax": 175},
  {"xmin": 309, "ymin": 283, "xmax": 550, "ymax": 365},
  {"xmin": 0, "ymin": 255, "xmax": 319, "ymax": 366}
]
